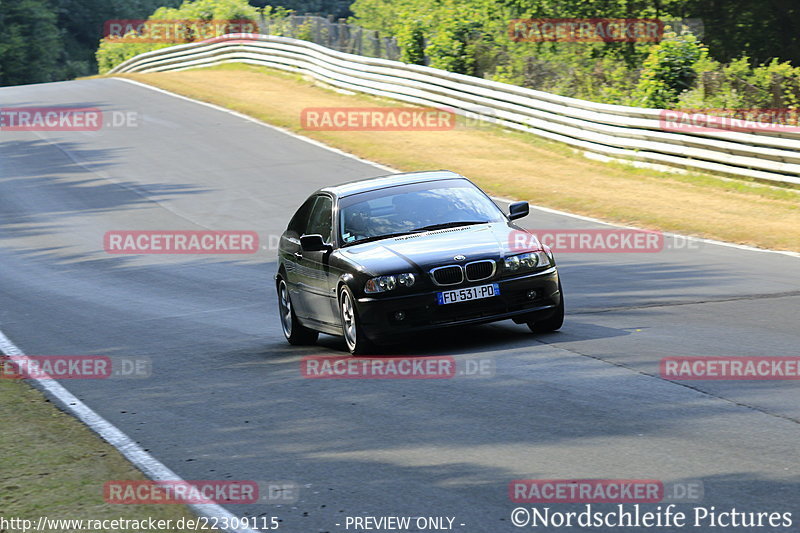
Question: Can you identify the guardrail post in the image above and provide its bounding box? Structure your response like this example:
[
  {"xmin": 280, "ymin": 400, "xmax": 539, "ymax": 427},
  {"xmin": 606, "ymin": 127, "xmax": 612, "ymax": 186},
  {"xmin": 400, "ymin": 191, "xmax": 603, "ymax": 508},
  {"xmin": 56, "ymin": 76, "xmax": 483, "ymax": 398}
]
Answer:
[
  {"xmin": 373, "ymin": 30, "xmax": 381, "ymax": 58},
  {"xmin": 338, "ymin": 18, "xmax": 347, "ymax": 51}
]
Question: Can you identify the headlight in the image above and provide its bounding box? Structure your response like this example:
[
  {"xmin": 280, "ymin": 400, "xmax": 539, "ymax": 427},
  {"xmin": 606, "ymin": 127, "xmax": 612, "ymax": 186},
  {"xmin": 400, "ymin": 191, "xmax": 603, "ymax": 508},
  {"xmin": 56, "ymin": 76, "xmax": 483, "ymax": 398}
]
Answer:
[
  {"xmin": 397, "ymin": 273, "xmax": 416, "ymax": 287},
  {"xmin": 503, "ymin": 251, "xmax": 551, "ymax": 272},
  {"xmin": 543, "ymin": 245, "xmax": 555, "ymax": 264},
  {"xmin": 364, "ymin": 273, "xmax": 415, "ymax": 293}
]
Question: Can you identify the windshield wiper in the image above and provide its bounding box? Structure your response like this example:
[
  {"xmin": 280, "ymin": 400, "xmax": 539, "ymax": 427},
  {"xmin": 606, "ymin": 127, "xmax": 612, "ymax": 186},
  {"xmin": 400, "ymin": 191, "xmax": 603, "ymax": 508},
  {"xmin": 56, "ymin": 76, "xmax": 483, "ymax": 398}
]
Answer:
[
  {"xmin": 412, "ymin": 221, "xmax": 489, "ymax": 232},
  {"xmin": 342, "ymin": 222, "xmax": 489, "ymax": 247},
  {"xmin": 342, "ymin": 231, "xmax": 419, "ymax": 247}
]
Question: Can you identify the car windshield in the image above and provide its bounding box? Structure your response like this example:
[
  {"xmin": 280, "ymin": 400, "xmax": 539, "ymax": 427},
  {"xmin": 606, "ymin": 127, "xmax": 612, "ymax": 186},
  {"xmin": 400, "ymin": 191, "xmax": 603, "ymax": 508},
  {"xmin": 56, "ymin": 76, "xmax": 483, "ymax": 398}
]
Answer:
[{"xmin": 339, "ymin": 180, "xmax": 505, "ymax": 246}]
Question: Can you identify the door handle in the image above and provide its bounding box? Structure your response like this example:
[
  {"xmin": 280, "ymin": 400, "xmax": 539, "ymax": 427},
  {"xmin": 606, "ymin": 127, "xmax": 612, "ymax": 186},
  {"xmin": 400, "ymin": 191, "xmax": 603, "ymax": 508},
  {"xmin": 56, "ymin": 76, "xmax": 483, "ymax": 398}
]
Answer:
[{"xmin": 294, "ymin": 251, "xmax": 303, "ymax": 259}]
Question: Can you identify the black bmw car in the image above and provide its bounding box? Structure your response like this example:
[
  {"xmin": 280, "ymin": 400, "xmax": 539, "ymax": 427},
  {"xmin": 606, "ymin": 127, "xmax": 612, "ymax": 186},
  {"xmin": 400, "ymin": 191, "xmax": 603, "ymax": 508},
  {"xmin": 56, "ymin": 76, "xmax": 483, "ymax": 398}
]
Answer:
[{"xmin": 276, "ymin": 170, "xmax": 564, "ymax": 354}]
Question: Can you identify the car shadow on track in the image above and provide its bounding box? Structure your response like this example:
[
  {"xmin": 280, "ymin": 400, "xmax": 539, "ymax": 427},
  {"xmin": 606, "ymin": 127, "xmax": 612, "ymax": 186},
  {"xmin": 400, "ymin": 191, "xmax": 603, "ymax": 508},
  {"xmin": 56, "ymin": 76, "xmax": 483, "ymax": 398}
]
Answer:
[{"xmin": 311, "ymin": 319, "xmax": 630, "ymax": 357}]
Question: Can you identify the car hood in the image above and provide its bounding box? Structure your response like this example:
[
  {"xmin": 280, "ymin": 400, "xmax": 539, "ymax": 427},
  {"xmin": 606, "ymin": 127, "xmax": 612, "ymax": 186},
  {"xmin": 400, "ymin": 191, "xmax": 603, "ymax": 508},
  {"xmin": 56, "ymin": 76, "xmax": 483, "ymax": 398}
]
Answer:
[{"xmin": 339, "ymin": 222, "xmax": 540, "ymax": 274}]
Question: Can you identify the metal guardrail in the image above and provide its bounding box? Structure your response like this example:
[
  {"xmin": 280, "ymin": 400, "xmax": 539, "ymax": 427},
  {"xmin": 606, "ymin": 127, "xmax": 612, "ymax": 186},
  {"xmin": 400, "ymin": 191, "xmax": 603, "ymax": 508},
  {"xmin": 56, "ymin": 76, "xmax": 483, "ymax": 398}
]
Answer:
[{"xmin": 110, "ymin": 34, "xmax": 800, "ymax": 186}]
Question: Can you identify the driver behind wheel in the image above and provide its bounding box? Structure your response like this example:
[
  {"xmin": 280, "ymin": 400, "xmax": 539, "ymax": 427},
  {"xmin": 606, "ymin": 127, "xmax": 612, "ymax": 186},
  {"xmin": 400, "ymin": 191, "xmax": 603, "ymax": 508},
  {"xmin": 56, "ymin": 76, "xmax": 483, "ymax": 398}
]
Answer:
[{"xmin": 343, "ymin": 204, "xmax": 372, "ymax": 242}]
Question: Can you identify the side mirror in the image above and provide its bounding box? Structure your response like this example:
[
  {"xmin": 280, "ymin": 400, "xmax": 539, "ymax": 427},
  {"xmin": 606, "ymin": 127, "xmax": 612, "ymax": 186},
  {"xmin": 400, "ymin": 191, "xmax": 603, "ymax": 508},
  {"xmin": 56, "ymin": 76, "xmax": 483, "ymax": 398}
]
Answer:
[
  {"xmin": 508, "ymin": 201, "xmax": 529, "ymax": 220},
  {"xmin": 300, "ymin": 234, "xmax": 332, "ymax": 252}
]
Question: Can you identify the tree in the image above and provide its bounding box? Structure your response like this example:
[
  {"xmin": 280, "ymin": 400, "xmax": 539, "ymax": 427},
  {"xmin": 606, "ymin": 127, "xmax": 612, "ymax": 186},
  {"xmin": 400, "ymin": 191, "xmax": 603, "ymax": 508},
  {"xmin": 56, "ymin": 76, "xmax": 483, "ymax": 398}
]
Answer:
[
  {"xmin": 680, "ymin": 0, "xmax": 800, "ymax": 65},
  {"xmin": 249, "ymin": 0, "xmax": 352, "ymax": 19},
  {"xmin": 46, "ymin": 0, "xmax": 184, "ymax": 81},
  {"xmin": 634, "ymin": 32, "xmax": 708, "ymax": 108},
  {"xmin": 426, "ymin": 20, "xmax": 482, "ymax": 75},
  {"xmin": 397, "ymin": 20, "xmax": 425, "ymax": 65},
  {"xmin": 0, "ymin": 0, "xmax": 63, "ymax": 86},
  {"xmin": 96, "ymin": 0, "xmax": 260, "ymax": 73}
]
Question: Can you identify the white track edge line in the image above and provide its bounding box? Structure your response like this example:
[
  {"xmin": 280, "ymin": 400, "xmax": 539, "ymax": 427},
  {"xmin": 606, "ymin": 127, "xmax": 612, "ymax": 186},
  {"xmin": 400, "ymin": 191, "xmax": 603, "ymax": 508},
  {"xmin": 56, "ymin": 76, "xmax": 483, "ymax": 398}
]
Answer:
[
  {"xmin": 0, "ymin": 329, "xmax": 260, "ymax": 533},
  {"xmin": 111, "ymin": 76, "xmax": 799, "ymax": 259},
  {"xmin": 11, "ymin": 74, "xmax": 791, "ymax": 533}
]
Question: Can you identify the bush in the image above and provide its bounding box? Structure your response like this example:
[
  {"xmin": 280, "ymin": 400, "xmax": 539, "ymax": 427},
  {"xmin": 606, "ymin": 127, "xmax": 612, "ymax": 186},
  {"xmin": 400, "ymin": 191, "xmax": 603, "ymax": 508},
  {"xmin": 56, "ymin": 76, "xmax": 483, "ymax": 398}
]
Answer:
[
  {"xmin": 96, "ymin": 0, "xmax": 259, "ymax": 73},
  {"xmin": 676, "ymin": 56, "xmax": 800, "ymax": 110},
  {"xmin": 350, "ymin": 0, "xmax": 800, "ymax": 112},
  {"xmin": 295, "ymin": 20, "xmax": 314, "ymax": 42},
  {"xmin": 634, "ymin": 32, "xmax": 708, "ymax": 108},
  {"xmin": 397, "ymin": 20, "xmax": 425, "ymax": 65},
  {"xmin": 150, "ymin": 0, "xmax": 258, "ymax": 20},
  {"xmin": 426, "ymin": 20, "xmax": 480, "ymax": 75},
  {"xmin": 96, "ymin": 39, "xmax": 174, "ymax": 74}
]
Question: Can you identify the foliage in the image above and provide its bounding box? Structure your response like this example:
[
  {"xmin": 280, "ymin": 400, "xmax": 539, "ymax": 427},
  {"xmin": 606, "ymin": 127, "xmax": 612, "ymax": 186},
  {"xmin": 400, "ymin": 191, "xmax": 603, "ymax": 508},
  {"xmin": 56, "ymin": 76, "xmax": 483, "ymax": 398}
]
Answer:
[
  {"xmin": 676, "ymin": 0, "xmax": 800, "ymax": 65},
  {"xmin": 348, "ymin": 0, "xmax": 413, "ymax": 34},
  {"xmin": 426, "ymin": 20, "xmax": 482, "ymax": 74},
  {"xmin": 0, "ymin": 0, "xmax": 347, "ymax": 86},
  {"xmin": 95, "ymin": 0, "xmax": 260, "ymax": 74},
  {"xmin": 5, "ymin": 0, "xmax": 800, "ymax": 104},
  {"xmin": 95, "ymin": 40, "xmax": 174, "ymax": 75},
  {"xmin": 249, "ymin": 0, "xmax": 352, "ymax": 19},
  {"xmin": 149, "ymin": 0, "xmax": 260, "ymax": 20},
  {"xmin": 51, "ymin": 0, "xmax": 184, "ymax": 81},
  {"xmin": 0, "ymin": 0, "xmax": 63, "ymax": 86},
  {"xmin": 295, "ymin": 19, "xmax": 314, "ymax": 41},
  {"xmin": 677, "ymin": 57, "xmax": 800, "ymax": 110},
  {"xmin": 397, "ymin": 20, "xmax": 425, "ymax": 65},
  {"xmin": 633, "ymin": 32, "xmax": 708, "ymax": 108},
  {"xmin": 350, "ymin": 0, "xmax": 800, "ymax": 110}
]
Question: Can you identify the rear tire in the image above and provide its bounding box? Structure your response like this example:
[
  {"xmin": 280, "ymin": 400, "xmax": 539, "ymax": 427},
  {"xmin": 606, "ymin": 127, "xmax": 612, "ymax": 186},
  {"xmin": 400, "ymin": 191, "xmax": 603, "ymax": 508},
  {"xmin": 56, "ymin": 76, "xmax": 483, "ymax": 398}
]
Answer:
[
  {"xmin": 277, "ymin": 278, "xmax": 318, "ymax": 345},
  {"xmin": 339, "ymin": 286, "xmax": 374, "ymax": 355},
  {"xmin": 527, "ymin": 281, "xmax": 564, "ymax": 333}
]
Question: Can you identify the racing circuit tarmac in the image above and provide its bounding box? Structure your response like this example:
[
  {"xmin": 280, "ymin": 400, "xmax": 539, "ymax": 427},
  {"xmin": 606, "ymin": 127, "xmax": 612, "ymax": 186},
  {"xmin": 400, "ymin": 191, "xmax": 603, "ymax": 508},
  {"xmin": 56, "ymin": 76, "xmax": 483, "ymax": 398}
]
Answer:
[{"xmin": 1, "ymin": 78, "xmax": 799, "ymax": 532}]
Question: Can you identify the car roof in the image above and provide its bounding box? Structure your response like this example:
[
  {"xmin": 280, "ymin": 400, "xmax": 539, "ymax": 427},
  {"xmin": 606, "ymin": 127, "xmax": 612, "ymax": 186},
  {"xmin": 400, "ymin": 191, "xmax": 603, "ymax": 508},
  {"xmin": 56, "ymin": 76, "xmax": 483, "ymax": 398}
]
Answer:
[{"xmin": 318, "ymin": 170, "xmax": 467, "ymax": 198}]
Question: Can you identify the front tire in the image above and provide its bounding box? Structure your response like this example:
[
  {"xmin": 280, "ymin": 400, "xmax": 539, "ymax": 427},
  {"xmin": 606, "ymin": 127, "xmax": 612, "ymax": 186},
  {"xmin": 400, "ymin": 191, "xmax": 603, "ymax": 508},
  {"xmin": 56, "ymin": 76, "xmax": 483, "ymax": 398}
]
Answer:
[
  {"xmin": 527, "ymin": 281, "xmax": 564, "ymax": 333},
  {"xmin": 277, "ymin": 278, "xmax": 318, "ymax": 345},
  {"xmin": 339, "ymin": 286, "xmax": 374, "ymax": 355}
]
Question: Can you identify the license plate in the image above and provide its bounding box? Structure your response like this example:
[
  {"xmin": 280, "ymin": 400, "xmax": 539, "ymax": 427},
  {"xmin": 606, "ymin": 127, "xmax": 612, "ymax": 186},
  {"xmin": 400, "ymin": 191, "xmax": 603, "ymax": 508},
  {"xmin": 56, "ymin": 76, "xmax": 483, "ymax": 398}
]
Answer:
[{"xmin": 436, "ymin": 283, "xmax": 500, "ymax": 305}]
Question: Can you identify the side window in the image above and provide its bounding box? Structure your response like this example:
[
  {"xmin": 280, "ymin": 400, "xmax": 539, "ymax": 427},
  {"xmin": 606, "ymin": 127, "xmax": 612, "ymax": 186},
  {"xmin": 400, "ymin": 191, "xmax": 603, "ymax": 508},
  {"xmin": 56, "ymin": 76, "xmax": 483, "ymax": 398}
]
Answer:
[
  {"xmin": 306, "ymin": 196, "xmax": 333, "ymax": 243},
  {"xmin": 287, "ymin": 196, "xmax": 316, "ymax": 236}
]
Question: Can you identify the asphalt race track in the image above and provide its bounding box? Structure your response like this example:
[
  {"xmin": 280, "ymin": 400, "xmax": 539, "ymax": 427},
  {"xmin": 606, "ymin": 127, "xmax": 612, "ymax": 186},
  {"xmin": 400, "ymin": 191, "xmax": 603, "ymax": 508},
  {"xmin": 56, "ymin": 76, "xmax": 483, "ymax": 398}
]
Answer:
[{"xmin": 2, "ymin": 78, "xmax": 799, "ymax": 532}]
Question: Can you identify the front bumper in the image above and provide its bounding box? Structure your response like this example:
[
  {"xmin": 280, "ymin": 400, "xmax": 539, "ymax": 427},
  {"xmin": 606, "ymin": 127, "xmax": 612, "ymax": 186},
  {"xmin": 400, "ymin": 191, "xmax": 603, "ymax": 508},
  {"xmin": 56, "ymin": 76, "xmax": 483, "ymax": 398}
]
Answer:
[{"xmin": 355, "ymin": 268, "xmax": 561, "ymax": 342}]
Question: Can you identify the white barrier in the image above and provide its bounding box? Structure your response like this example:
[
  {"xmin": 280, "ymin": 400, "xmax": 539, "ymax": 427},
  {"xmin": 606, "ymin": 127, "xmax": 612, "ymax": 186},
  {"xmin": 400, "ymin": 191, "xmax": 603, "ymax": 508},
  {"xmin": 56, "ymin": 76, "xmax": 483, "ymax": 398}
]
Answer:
[{"xmin": 110, "ymin": 34, "xmax": 800, "ymax": 185}]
